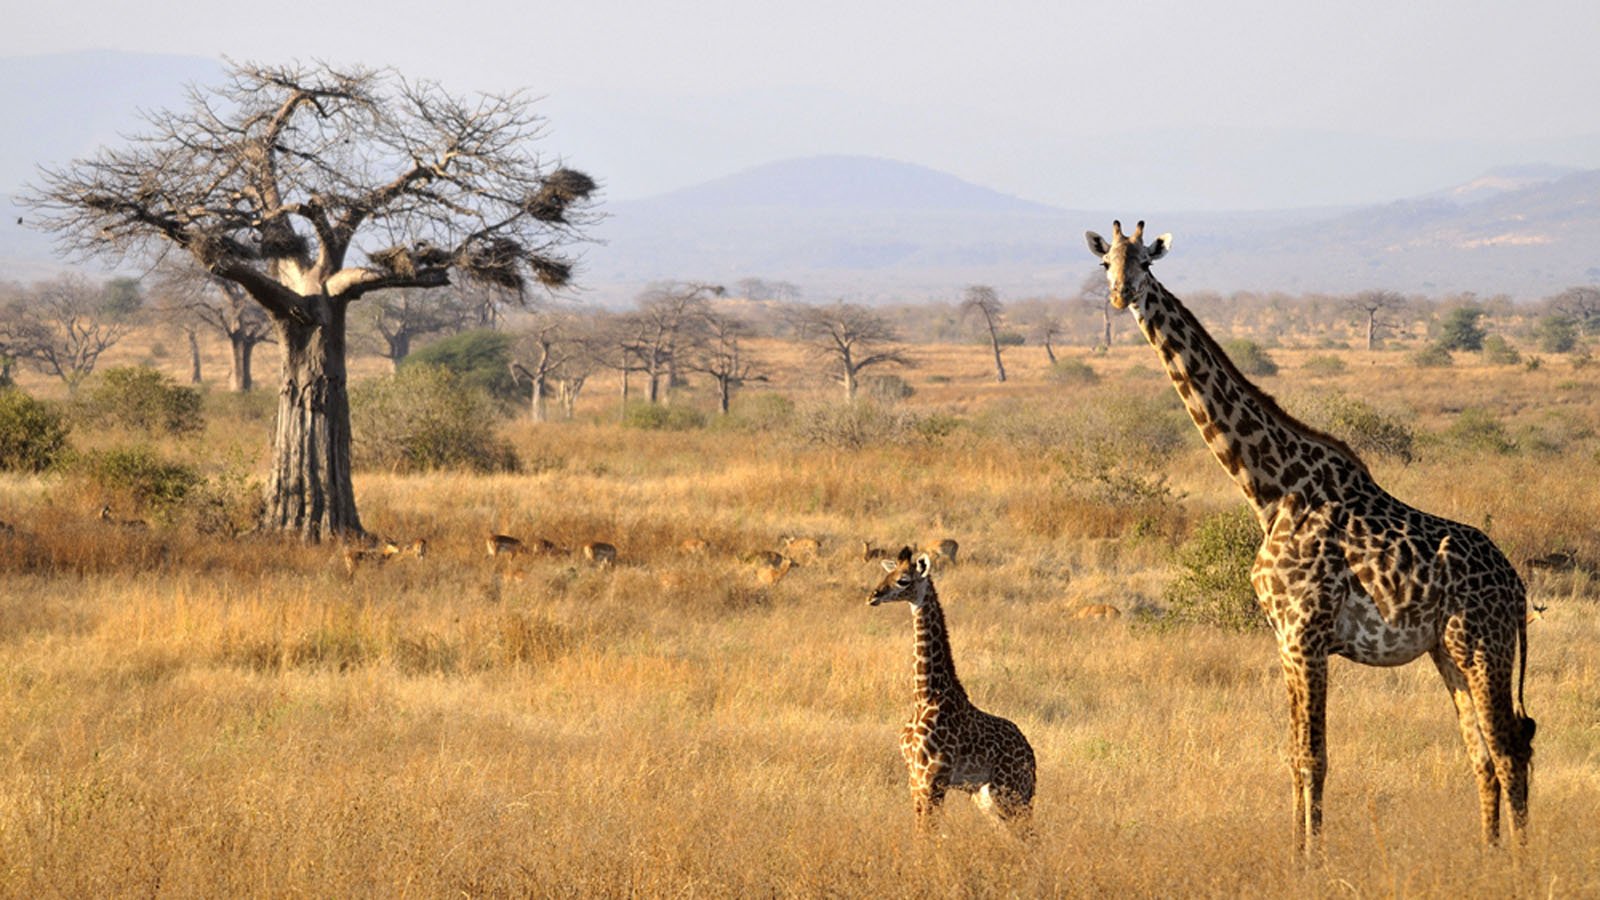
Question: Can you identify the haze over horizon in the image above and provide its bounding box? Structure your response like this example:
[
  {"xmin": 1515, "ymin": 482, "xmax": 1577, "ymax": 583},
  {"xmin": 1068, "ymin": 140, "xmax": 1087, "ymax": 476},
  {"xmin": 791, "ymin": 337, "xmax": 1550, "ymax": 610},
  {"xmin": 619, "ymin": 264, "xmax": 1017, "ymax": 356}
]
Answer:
[{"xmin": 6, "ymin": 0, "xmax": 1600, "ymax": 211}]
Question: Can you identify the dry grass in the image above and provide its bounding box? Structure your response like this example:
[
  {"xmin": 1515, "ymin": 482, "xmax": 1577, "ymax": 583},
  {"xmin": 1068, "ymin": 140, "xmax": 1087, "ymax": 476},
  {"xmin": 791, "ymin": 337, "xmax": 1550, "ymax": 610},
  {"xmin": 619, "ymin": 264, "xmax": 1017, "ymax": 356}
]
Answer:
[{"xmin": 2, "ymin": 337, "xmax": 1599, "ymax": 896}]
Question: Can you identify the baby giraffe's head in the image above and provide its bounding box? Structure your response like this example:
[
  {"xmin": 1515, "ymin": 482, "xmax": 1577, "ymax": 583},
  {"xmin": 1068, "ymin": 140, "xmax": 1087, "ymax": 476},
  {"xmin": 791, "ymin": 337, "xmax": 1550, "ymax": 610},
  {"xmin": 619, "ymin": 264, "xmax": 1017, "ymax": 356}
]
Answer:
[{"xmin": 867, "ymin": 546, "xmax": 934, "ymax": 608}]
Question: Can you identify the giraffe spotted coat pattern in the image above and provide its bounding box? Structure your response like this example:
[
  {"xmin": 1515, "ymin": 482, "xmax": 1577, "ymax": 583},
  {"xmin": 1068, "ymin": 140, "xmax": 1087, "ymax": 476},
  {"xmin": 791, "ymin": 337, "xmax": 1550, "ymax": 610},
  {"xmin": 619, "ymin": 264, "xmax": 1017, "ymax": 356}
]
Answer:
[
  {"xmin": 869, "ymin": 547, "xmax": 1036, "ymax": 832},
  {"xmin": 1087, "ymin": 220, "xmax": 1535, "ymax": 854}
]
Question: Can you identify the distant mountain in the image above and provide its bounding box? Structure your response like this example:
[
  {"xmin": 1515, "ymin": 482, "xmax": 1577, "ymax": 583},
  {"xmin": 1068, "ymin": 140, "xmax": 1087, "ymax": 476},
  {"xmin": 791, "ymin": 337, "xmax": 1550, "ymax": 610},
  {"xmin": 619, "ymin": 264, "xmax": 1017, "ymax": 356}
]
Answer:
[
  {"xmin": 632, "ymin": 155, "xmax": 1057, "ymax": 214},
  {"xmin": 3, "ymin": 49, "xmax": 1596, "ymax": 299}
]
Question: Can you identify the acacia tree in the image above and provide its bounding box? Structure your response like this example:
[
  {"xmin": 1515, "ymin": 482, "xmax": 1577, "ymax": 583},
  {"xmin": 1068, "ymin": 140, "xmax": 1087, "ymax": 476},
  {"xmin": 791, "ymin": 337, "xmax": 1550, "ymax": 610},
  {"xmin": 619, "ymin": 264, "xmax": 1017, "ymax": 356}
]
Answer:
[
  {"xmin": 960, "ymin": 284, "xmax": 1008, "ymax": 383},
  {"xmin": 1552, "ymin": 286, "xmax": 1600, "ymax": 338},
  {"xmin": 26, "ymin": 61, "xmax": 595, "ymax": 539},
  {"xmin": 789, "ymin": 301, "xmax": 909, "ymax": 401},
  {"xmin": 1347, "ymin": 289, "xmax": 1407, "ymax": 351},
  {"xmin": 0, "ymin": 274, "xmax": 132, "ymax": 392}
]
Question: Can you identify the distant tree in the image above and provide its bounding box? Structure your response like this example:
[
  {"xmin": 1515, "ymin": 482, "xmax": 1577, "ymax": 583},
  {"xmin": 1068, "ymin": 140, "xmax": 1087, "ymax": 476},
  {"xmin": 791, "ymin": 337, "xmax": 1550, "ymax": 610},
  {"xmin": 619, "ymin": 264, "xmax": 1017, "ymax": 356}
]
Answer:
[
  {"xmin": 364, "ymin": 287, "xmax": 472, "ymax": 371},
  {"xmin": 1532, "ymin": 314, "xmax": 1579, "ymax": 354},
  {"xmin": 788, "ymin": 301, "xmax": 910, "ymax": 401},
  {"xmin": 1437, "ymin": 305, "xmax": 1487, "ymax": 352},
  {"xmin": 633, "ymin": 282, "xmax": 723, "ymax": 402},
  {"xmin": 686, "ymin": 309, "xmax": 763, "ymax": 414},
  {"xmin": 0, "ymin": 274, "xmax": 132, "ymax": 392},
  {"xmin": 509, "ymin": 310, "xmax": 588, "ymax": 422},
  {"xmin": 101, "ymin": 277, "xmax": 144, "ymax": 320},
  {"xmin": 24, "ymin": 61, "xmax": 595, "ymax": 539},
  {"xmin": 1077, "ymin": 271, "xmax": 1113, "ymax": 349},
  {"xmin": 1347, "ymin": 290, "xmax": 1407, "ymax": 351},
  {"xmin": 960, "ymin": 284, "xmax": 1008, "ymax": 383},
  {"xmin": 1551, "ymin": 286, "xmax": 1600, "ymax": 338},
  {"xmin": 150, "ymin": 262, "xmax": 273, "ymax": 392}
]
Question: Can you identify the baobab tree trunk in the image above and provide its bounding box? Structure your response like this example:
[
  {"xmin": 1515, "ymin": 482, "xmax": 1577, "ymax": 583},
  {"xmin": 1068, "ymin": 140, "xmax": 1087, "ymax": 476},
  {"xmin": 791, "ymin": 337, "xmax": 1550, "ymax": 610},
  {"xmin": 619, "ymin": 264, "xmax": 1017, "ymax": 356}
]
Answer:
[
  {"xmin": 1044, "ymin": 337, "xmax": 1057, "ymax": 365},
  {"xmin": 531, "ymin": 375, "xmax": 547, "ymax": 423},
  {"xmin": 261, "ymin": 309, "xmax": 363, "ymax": 540},
  {"xmin": 717, "ymin": 377, "xmax": 731, "ymax": 414},
  {"xmin": 186, "ymin": 328, "xmax": 202, "ymax": 384},
  {"xmin": 230, "ymin": 336, "xmax": 256, "ymax": 392},
  {"xmin": 1102, "ymin": 301, "xmax": 1113, "ymax": 350},
  {"xmin": 1366, "ymin": 313, "xmax": 1378, "ymax": 352}
]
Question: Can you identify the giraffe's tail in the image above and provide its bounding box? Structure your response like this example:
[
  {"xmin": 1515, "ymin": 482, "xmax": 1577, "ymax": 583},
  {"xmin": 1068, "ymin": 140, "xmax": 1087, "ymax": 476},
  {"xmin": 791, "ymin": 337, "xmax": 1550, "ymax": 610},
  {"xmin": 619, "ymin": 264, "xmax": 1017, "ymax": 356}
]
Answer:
[{"xmin": 1515, "ymin": 586, "xmax": 1536, "ymax": 763}]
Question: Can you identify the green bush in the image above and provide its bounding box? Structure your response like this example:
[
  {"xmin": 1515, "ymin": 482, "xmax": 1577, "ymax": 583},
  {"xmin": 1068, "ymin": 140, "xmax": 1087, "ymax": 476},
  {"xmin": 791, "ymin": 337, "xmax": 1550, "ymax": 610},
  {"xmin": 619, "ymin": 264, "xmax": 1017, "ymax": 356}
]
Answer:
[
  {"xmin": 1481, "ymin": 335, "xmax": 1521, "ymax": 366},
  {"xmin": 1297, "ymin": 392, "xmax": 1415, "ymax": 464},
  {"xmin": 1437, "ymin": 305, "xmax": 1486, "ymax": 351},
  {"xmin": 80, "ymin": 445, "xmax": 202, "ymax": 511},
  {"xmin": 1533, "ymin": 315, "xmax": 1578, "ymax": 354},
  {"xmin": 0, "ymin": 388, "xmax": 70, "ymax": 472},
  {"xmin": 351, "ymin": 365, "xmax": 518, "ymax": 473},
  {"xmin": 76, "ymin": 366, "xmax": 203, "ymax": 435},
  {"xmin": 1409, "ymin": 344, "xmax": 1454, "ymax": 368},
  {"xmin": 1163, "ymin": 506, "xmax": 1266, "ymax": 632},
  {"xmin": 1444, "ymin": 408, "xmax": 1516, "ymax": 454},
  {"xmin": 404, "ymin": 330, "xmax": 521, "ymax": 405},
  {"xmin": 1301, "ymin": 354, "xmax": 1347, "ymax": 376},
  {"xmin": 1047, "ymin": 358, "xmax": 1099, "ymax": 385},
  {"xmin": 1222, "ymin": 339, "xmax": 1278, "ymax": 376},
  {"xmin": 622, "ymin": 402, "xmax": 707, "ymax": 431}
]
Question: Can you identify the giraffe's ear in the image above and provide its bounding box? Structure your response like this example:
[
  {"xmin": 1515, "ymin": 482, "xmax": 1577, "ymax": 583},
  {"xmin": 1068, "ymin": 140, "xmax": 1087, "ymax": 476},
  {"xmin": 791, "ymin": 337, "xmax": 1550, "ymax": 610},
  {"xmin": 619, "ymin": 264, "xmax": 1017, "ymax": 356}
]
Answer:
[
  {"xmin": 880, "ymin": 559, "xmax": 897, "ymax": 574},
  {"xmin": 1148, "ymin": 233, "xmax": 1173, "ymax": 260},
  {"xmin": 914, "ymin": 553, "xmax": 932, "ymax": 577},
  {"xmin": 1085, "ymin": 231, "xmax": 1110, "ymax": 257}
]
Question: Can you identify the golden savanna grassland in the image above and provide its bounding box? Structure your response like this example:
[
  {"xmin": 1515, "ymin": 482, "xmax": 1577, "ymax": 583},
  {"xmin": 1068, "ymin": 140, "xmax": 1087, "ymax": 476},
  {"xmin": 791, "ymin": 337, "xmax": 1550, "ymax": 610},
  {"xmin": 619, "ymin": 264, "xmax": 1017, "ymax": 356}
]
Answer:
[{"xmin": 1, "ymin": 327, "xmax": 1598, "ymax": 897}]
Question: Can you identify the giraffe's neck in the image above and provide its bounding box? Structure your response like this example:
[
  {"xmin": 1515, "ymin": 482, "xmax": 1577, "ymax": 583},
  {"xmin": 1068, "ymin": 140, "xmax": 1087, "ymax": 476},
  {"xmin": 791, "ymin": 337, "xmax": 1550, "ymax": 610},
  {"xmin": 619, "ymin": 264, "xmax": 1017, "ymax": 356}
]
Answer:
[
  {"xmin": 1129, "ymin": 280, "xmax": 1367, "ymax": 526},
  {"xmin": 911, "ymin": 588, "xmax": 968, "ymax": 708}
]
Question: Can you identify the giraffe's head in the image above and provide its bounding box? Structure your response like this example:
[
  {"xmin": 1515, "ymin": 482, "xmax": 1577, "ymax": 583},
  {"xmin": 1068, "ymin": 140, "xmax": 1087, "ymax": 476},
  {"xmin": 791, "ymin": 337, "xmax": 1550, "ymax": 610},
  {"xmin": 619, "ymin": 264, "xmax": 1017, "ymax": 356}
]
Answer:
[
  {"xmin": 1085, "ymin": 219, "xmax": 1172, "ymax": 310},
  {"xmin": 868, "ymin": 546, "xmax": 934, "ymax": 607}
]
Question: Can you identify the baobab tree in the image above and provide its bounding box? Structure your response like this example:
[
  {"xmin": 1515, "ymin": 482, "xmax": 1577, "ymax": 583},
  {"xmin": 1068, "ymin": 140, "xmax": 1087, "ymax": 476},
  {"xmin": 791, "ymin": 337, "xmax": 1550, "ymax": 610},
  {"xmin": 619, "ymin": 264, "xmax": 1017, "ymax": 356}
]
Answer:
[
  {"xmin": 365, "ymin": 286, "xmax": 472, "ymax": 371},
  {"xmin": 1077, "ymin": 271, "xmax": 1113, "ymax": 349},
  {"xmin": 25, "ymin": 61, "xmax": 595, "ymax": 539},
  {"xmin": 632, "ymin": 281, "xmax": 723, "ymax": 403},
  {"xmin": 961, "ymin": 284, "xmax": 1008, "ymax": 383},
  {"xmin": 1347, "ymin": 289, "xmax": 1407, "ymax": 351},
  {"xmin": 151, "ymin": 262, "xmax": 274, "ymax": 391},
  {"xmin": 789, "ymin": 301, "xmax": 910, "ymax": 401},
  {"xmin": 687, "ymin": 308, "xmax": 763, "ymax": 414}
]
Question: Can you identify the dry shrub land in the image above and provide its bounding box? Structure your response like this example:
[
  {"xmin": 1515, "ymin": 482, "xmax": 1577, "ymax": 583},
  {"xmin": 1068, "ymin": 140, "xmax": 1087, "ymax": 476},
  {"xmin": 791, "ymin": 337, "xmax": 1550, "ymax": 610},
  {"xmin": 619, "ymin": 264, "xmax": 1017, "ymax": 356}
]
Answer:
[{"xmin": 2, "ymin": 328, "xmax": 1599, "ymax": 897}]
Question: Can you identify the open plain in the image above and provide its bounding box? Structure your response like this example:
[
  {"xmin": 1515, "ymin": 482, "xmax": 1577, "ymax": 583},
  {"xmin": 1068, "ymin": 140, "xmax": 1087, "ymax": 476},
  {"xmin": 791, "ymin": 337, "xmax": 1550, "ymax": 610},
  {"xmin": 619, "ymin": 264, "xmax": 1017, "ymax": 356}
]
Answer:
[{"xmin": 2, "ymin": 333, "xmax": 1597, "ymax": 896}]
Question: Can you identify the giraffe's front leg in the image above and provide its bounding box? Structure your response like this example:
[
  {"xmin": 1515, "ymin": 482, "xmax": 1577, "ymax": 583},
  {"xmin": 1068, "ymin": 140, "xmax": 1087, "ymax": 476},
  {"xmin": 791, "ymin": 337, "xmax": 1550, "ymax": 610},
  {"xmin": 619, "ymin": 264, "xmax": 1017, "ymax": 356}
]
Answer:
[{"xmin": 1279, "ymin": 643, "xmax": 1329, "ymax": 856}]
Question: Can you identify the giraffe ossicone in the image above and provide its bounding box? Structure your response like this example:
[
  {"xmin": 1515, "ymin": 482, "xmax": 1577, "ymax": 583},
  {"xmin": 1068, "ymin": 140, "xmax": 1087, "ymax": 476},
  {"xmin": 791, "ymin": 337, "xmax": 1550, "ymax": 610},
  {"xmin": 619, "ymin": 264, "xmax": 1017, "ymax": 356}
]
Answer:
[
  {"xmin": 869, "ymin": 546, "xmax": 1036, "ymax": 835},
  {"xmin": 1086, "ymin": 221, "xmax": 1535, "ymax": 854}
]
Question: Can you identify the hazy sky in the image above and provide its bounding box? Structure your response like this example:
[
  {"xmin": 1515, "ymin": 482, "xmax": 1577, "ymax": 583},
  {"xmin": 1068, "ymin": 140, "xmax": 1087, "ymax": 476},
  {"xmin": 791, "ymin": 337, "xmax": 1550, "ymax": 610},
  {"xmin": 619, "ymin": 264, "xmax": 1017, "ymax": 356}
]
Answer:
[{"xmin": 8, "ymin": 0, "xmax": 1600, "ymax": 208}]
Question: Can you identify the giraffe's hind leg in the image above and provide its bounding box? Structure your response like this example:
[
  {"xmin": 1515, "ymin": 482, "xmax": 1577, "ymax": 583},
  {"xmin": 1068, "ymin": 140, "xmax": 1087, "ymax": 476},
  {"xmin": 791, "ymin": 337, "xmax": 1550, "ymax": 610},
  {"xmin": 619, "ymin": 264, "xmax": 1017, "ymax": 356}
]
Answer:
[{"xmin": 1430, "ymin": 647, "xmax": 1502, "ymax": 845}]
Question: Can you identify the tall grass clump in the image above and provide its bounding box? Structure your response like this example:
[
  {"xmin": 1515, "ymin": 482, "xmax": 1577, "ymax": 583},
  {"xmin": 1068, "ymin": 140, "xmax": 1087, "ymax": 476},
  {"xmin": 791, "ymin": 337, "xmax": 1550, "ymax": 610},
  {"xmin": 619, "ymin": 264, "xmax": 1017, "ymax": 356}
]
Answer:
[
  {"xmin": 623, "ymin": 402, "xmax": 708, "ymax": 431},
  {"xmin": 351, "ymin": 365, "xmax": 518, "ymax": 473},
  {"xmin": 0, "ymin": 387, "xmax": 69, "ymax": 472},
  {"xmin": 1163, "ymin": 506, "xmax": 1266, "ymax": 631},
  {"xmin": 1046, "ymin": 358, "xmax": 1099, "ymax": 385}
]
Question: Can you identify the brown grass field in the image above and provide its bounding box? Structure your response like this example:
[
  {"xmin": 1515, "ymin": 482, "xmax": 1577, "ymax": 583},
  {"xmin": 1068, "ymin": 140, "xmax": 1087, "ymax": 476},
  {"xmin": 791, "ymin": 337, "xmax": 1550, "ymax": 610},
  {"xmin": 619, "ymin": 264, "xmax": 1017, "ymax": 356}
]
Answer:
[{"xmin": 2, "ymin": 330, "xmax": 1598, "ymax": 896}]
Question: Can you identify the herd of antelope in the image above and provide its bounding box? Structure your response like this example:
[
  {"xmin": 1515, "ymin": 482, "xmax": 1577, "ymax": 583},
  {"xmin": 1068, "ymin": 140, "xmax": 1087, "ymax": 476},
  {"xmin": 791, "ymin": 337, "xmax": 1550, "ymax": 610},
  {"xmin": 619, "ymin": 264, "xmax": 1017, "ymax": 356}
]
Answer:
[{"xmin": 50, "ymin": 503, "xmax": 1136, "ymax": 618}]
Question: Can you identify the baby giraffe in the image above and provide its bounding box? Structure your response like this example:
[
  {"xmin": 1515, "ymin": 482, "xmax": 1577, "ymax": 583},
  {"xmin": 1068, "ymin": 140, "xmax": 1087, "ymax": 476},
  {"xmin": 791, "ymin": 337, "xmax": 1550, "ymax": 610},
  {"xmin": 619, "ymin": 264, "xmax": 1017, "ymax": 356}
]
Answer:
[{"xmin": 869, "ymin": 547, "xmax": 1036, "ymax": 834}]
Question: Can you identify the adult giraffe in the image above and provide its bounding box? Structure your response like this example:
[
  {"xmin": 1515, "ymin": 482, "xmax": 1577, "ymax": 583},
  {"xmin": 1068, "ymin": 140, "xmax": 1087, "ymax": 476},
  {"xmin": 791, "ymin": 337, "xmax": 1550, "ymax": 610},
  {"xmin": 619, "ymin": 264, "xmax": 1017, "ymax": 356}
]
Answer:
[{"xmin": 1086, "ymin": 221, "xmax": 1534, "ymax": 855}]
